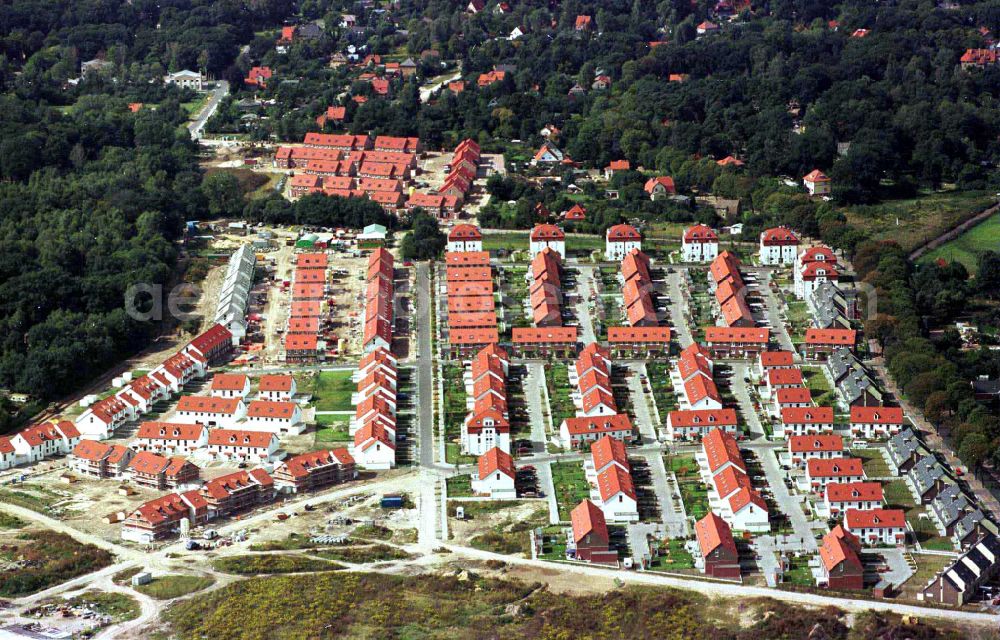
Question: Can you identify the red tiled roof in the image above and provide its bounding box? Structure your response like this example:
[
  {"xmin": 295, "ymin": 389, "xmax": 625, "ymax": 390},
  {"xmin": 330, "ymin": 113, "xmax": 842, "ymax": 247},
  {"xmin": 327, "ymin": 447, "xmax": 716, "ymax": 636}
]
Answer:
[
  {"xmin": 704, "ymin": 327, "xmax": 770, "ymax": 344},
  {"xmin": 702, "ymin": 428, "xmax": 745, "ymax": 475},
  {"xmin": 845, "ymin": 508, "xmax": 905, "ymax": 529},
  {"xmin": 597, "ymin": 465, "xmax": 636, "ymax": 501},
  {"xmin": 789, "ymin": 434, "xmax": 843, "ymax": 453},
  {"xmin": 804, "ymin": 328, "xmax": 856, "ymax": 346},
  {"xmin": 819, "ymin": 525, "xmax": 863, "ymax": 572},
  {"xmin": 137, "ymin": 422, "xmax": 205, "ymax": 441},
  {"xmin": 590, "ymin": 435, "xmax": 629, "ymax": 473},
  {"xmin": 259, "ymin": 375, "xmax": 295, "ymax": 393},
  {"xmin": 478, "ymin": 447, "xmax": 515, "ymax": 480},
  {"xmin": 571, "ymin": 499, "xmax": 607, "ymax": 544},
  {"xmin": 207, "ymin": 429, "xmax": 276, "ymax": 448},
  {"xmin": 246, "ymin": 400, "xmax": 298, "ymax": 420},
  {"xmin": 530, "ymin": 224, "xmax": 564, "ymax": 241},
  {"xmin": 607, "ymin": 326, "xmax": 671, "ymax": 343},
  {"xmin": 683, "ymin": 224, "xmax": 717, "ymax": 243},
  {"xmin": 807, "ymin": 457, "xmax": 865, "ymax": 478},
  {"xmin": 696, "ymin": 512, "xmax": 736, "ymax": 558},
  {"xmin": 729, "ymin": 487, "xmax": 767, "ymax": 514},
  {"xmin": 775, "ymin": 387, "xmax": 812, "ymax": 405},
  {"xmin": 562, "ymin": 414, "xmax": 633, "ymax": 436},
  {"xmin": 211, "ymin": 374, "xmax": 249, "ymax": 392},
  {"xmin": 759, "ymin": 350, "xmax": 794, "ymax": 367},
  {"xmin": 668, "ymin": 408, "xmax": 737, "ymax": 428},
  {"xmin": 826, "ymin": 481, "xmax": 883, "ymax": 503},
  {"xmin": 850, "ymin": 406, "xmax": 903, "ymax": 424}
]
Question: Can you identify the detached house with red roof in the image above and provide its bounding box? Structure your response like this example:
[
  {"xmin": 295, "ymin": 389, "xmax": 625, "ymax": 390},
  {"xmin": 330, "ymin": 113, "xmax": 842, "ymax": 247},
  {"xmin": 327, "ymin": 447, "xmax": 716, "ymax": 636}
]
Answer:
[
  {"xmin": 529, "ymin": 224, "xmax": 565, "ymax": 259},
  {"xmin": 70, "ymin": 440, "xmax": 134, "ymax": 478},
  {"xmin": 201, "ymin": 469, "xmax": 275, "ymax": 518},
  {"xmin": 121, "ymin": 491, "xmax": 208, "ymax": 543},
  {"xmin": 273, "ymin": 448, "xmax": 356, "ymax": 493},
  {"xmin": 10, "ymin": 421, "xmax": 80, "ymax": 464},
  {"xmin": 575, "ymin": 15, "xmax": 592, "ymax": 31},
  {"xmin": 845, "ymin": 508, "xmax": 906, "ymax": 545},
  {"xmin": 595, "ymin": 465, "xmax": 638, "ymax": 523},
  {"xmin": 258, "ymin": 374, "xmax": 297, "ymax": 402},
  {"xmin": 0, "ymin": 438, "xmax": 15, "ymax": 470},
  {"xmin": 570, "ymin": 499, "xmax": 617, "ymax": 564},
  {"xmin": 824, "ymin": 481, "xmax": 884, "ymax": 516},
  {"xmin": 817, "ymin": 525, "xmax": 864, "ymax": 590},
  {"xmin": 207, "ymin": 429, "xmax": 280, "ymax": 462},
  {"xmin": 803, "ymin": 169, "xmax": 831, "ymax": 196},
  {"xmin": 605, "ymin": 224, "xmax": 641, "ymax": 261},
  {"xmin": 175, "ymin": 395, "xmax": 246, "ymax": 429},
  {"xmin": 681, "ymin": 224, "xmax": 719, "ymax": 262},
  {"xmin": 352, "ymin": 421, "xmax": 395, "ymax": 469},
  {"xmin": 643, "ymin": 176, "xmax": 676, "ymax": 200},
  {"xmin": 850, "ymin": 406, "xmax": 904, "ymax": 440},
  {"xmin": 603, "ymin": 160, "xmax": 630, "ymax": 180},
  {"xmin": 135, "ymin": 422, "xmax": 208, "ymax": 456},
  {"xmin": 759, "ymin": 227, "xmax": 799, "ymax": 265},
  {"xmin": 805, "ymin": 458, "xmax": 866, "ymax": 492},
  {"xmin": 245, "ymin": 400, "xmax": 304, "ymax": 435},
  {"xmin": 696, "ymin": 512, "xmax": 741, "ymax": 580},
  {"xmin": 210, "ymin": 373, "xmax": 251, "ymax": 399},
  {"xmin": 472, "ymin": 447, "xmax": 517, "ymax": 498},
  {"xmin": 245, "ymin": 66, "xmax": 273, "ymax": 88}
]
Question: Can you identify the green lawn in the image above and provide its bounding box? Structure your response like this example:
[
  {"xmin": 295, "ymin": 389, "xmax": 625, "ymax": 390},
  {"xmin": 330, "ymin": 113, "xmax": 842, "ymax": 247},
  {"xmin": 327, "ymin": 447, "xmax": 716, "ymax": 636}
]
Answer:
[
  {"xmin": 651, "ymin": 538, "xmax": 694, "ymax": 571},
  {"xmin": 545, "ymin": 363, "xmax": 577, "ymax": 430},
  {"xmin": 920, "ymin": 212, "xmax": 1000, "ymax": 273},
  {"xmin": 66, "ymin": 591, "xmax": 140, "ymax": 622},
  {"xmin": 883, "ymin": 479, "xmax": 915, "ymax": 508},
  {"xmin": 314, "ymin": 414, "xmax": 350, "ymax": 444},
  {"xmin": 679, "ymin": 481, "xmax": 710, "ymax": 520},
  {"xmin": 135, "ymin": 575, "xmax": 215, "ymax": 600},
  {"xmin": 906, "ymin": 507, "xmax": 954, "ymax": 551},
  {"xmin": 852, "ymin": 449, "xmax": 890, "ymax": 478},
  {"xmin": 482, "ymin": 231, "xmax": 530, "ymax": 253},
  {"xmin": 550, "ymin": 461, "xmax": 591, "ymax": 521},
  {"xmin": 802, "ymin": 367, "xmax": 836, "ymax": 407},
  {"xmin": 446, "ymin": 474, "xmax": 473, "ymax": 497},
  {"xmin": 646, "ymin": 363, "xmax": 677, "ymax": 423},
  {"xmin": 311, "ymin": 371, "xmax": 355, "ymax": 411},
  {"xmin": 782, "ymin": 555, "xmax": 814, "ymax": 587},
  {"xmin": 843, "ymin": 189, "xmax": 995, "ymax": 254},
  {"xmin": 663, "ymin": 455, "xmax": 699, "ymax": 480}
]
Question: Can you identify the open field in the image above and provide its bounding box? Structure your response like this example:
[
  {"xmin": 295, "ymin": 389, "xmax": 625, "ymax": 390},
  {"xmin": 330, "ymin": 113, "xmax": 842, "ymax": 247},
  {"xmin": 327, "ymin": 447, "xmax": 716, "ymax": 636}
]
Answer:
[
  {"xmin": 136, "ymin": 575, "xmax": 216, "ymax": 600},
  {"xmin": 550, "ymin": 461, "xmax": 591, "ymax": 521},
  {"xmin": 842, "ymin": 189, "xmax": 994, "ymax": 254},
  {"xmin": 213, "ymin": 554, "xmax": 345, "ymax": 575},
  {"xmin": 920, "ymin": 213, "xmax": 1000, "ymax": 273},
  {"xmin": 0, "ymin": 530, "xmax": 113, "ymax": 597},
  {"xmin": 311, "ymin": 370, "xmax": 356, "ymax": 411},
  {"xmin": 315, "ymin": 414, "xmax": 351, "ymax": 444}
]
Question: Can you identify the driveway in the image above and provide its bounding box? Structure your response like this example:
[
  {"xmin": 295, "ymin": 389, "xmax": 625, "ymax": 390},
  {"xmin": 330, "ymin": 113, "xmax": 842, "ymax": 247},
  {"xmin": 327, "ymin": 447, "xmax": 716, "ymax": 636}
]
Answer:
[
  {"xmin": 572, "ymin": 263, "xmax": 598, "ymax": 344},
  {"xmin": 641, "ymin": 452, "xmax": 688, "ymax": 537},
  {"xmin": 666, "ymin": 270, "xmax": 694, "ymax": 347},
  {"xmin": 535, "ymin": 461, "xmax": 560, "ymax": 524},
  {"xmin": 188, "ymin": 80, "xmax": 229, "ymax": 140},
  {"xmin": 414, "ymin": 262, "xmax": 435, "ymax": 467},
  {"xmin": 625, "ymin": 362, "xmax": 658, "ymax": 443},
  {"xmin": 753, "ymin": 268, "xmax": 797, "ymax": 355},
  {"xmin": 524, "ymin": 362, "xmax": 549, "ymax": 453},
  {"xmin": 730, "ymin": 362, "xmax": 766, "ymax": 439},
  {"xmin": 756, "ymin": 446, "xmax": 817, "ymax": 550}
]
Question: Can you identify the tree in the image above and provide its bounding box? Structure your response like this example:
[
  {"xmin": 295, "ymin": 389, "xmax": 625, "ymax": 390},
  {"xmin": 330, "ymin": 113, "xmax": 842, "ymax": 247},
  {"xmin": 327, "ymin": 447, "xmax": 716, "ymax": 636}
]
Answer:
[
  {"xmin": 400, "ymin": 212, "xmax": 446, "ymax": 261},
  {"xmin": 977, "ymin": 251, "xmax": 1000, "ymax": 299},
  {"xmin": 201, "ymin": 172, "xmax": 244, "ymax": 219}
]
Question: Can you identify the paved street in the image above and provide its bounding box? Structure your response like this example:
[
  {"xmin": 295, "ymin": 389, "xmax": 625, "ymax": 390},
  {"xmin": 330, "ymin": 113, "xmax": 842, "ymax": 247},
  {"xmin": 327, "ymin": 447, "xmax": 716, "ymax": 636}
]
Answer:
[
  {"xmin": 572, "ymin": 263, "xmax": 598, "ymax": 344},
  {"xmin": 756, "ymin": 447, "xmax": 817, "ymax": 550},
  {"xmin": 730, "ymin": 362, "xmax": 766, "ymax": 439},
  {"xmin": 415, "ymin": 262, "xmax": 435, "ymax": 467},
  {"xmin": 535, "ymin": 461, "xmax": 560, "ymax": 524},
  {"xmin": 641, "ymin": 452, "xmax": 688, "ymax": 537},
  {"xmin": 753, "ymin": 269, "xmax": 797, "ymax": 355},
  {"xmin": 625, "ymin": 362, "xmax": 658, "ymax": 443},
  {"xmin": 524, "ymin": 362, "xmax": 549, "ymax": 453},
  {"xmin": 188, "ymin": 80, "xmax": 229, "ymax": 140},
  {"xmin": 666, "ymin": 270, "xmax": 694, "ymax": 347}
]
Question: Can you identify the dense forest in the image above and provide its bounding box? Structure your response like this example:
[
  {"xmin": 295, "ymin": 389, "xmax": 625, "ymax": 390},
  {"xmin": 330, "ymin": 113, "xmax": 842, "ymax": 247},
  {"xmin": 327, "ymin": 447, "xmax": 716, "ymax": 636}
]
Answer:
[{"xmin": 0, "ymin": 0, "xmax": 298, "ymax": 420}]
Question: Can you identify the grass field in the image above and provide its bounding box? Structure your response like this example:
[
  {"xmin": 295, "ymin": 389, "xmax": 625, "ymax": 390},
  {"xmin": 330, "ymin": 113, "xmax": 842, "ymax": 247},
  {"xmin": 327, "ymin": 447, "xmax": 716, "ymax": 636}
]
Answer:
[
  {"xmin": 550, "ymin": 461, "xmax": 591, "ymax": 521},
  {"xmin": 852, "ymin": 448, "xmax": 891, "ymax": 478},
  {"xmin": 213, "ymin": 555, "xmax": 344, "ymax": 575},
  {"xmin": 135, "ymin": 575, "xmax": 216, "ymax": 600},
  {"xmin": 842, "ymin": 189, "xmax": 994, "ymax": 254},
  {"xmin": 545, "ymin": 363, "xmax": 577, "ymax": 429},
  {"xmin": 311, "ymin": 370, "xmax": 355, "ymax": 411},
  {"xmin": 314, "ymin": 414, "xmax": 350, "ymax": 444},
  {"xmin": 920, "ymin": 213, "xmax": 1000, "ymax": 273}
]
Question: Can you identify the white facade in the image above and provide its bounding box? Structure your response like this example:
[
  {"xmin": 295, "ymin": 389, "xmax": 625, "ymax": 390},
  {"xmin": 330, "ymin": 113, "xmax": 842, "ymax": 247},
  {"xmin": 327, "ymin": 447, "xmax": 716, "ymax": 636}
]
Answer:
[
  {"xmin": 682, "ymin": 239, "xmax": 718, "ymax": 263},
  {"xmin": 605, "ymin": 238, "xmax": 641, "ymax": 262},
  {"xmin": 352, "ymin": 438, "xmax": 396, "ymax": 470},
  {"xmin": 207, "ymin": 437, "xmax": 280, "ymax": 463},
  {"xmin": 174, "ymin": 403, "xmax": 246, "ymax": 429},
  {"xmin": 471, "ymin": 469, "xmax": 517, "ymax": 498},
  {"xmin": 164, "ymin": 69, "xmax": 204, "ymax": 90},
  {"xmin": 245, "ymin": 406, "xmax": 305, "ymax": 435},
  {"xmin": 529, "ymin": 239, "xmax": 565, "ymax": 260},
  {"xmin": 75, "ymin": 412, "xmax": 115, "ymax": 440},
  {"xmin": 447, "ymin": 238, "xmax": 483, "ymax": 252},
  {"xmin": 461, "ymin": 422, "xmax": 510, "ymax": 456},
  {"xmin": 759, "ymin": 242, "xmax": 797, "ymax": 266},
  {"xmin": 259, "ymin": 379, "xmax": 297, "ymax": 402},
  {"xmin": 598, "ymin": 492, "xmax": 639, "ymax": 523},
  {"xmin": 730, "ymin": 500, "xmax": 770, "ymax": 532}
]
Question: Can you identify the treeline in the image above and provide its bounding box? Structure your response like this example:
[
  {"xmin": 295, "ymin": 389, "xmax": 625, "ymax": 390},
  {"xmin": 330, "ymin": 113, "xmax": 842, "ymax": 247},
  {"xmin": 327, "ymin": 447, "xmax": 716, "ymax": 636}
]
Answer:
[
  {"xmin": 0, "ymin": 93, "xmax": 198, "ymax": 405},
  {"xmin": 858, "ymin": 242, "xmax": 1000, "ymax": 469},
  {"xmin": 243, "ymin": 192, "xmax": 399, "ymax": 230}
]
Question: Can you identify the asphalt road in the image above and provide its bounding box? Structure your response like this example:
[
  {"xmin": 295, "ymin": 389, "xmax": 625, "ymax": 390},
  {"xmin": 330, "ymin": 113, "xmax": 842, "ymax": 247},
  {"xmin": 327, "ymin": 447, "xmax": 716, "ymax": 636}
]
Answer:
[
  {"xmin": 415, "ymin": 262, "xmax": 435, "ymax": 468},
  {"xmin": 188, "ymin": 80, "xmax": 229, "ymax": 140}
]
